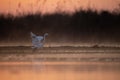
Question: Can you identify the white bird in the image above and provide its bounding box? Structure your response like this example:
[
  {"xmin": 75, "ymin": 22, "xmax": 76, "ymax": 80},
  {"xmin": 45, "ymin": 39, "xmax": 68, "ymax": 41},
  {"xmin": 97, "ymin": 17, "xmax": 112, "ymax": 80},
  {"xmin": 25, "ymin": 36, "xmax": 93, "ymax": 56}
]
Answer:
[{"xmin": 30, "ymin": 32, "xmax": 48, "ymax": 49}]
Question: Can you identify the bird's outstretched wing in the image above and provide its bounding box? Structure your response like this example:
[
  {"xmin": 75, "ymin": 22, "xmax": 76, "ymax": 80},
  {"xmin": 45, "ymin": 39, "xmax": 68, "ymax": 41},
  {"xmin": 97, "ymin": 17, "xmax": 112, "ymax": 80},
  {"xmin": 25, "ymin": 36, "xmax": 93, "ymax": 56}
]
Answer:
[{"xmin": 30, "ymin": 32, "xmax": 36, "ymax": 38}]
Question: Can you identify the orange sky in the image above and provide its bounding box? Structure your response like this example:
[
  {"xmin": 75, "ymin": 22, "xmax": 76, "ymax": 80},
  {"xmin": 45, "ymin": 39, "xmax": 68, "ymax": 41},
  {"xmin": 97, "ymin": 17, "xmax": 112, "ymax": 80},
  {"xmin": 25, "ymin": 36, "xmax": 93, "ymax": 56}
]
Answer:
[{"xmin": 0, "ymin": 0, "xmax": 120, "ymax": 15}]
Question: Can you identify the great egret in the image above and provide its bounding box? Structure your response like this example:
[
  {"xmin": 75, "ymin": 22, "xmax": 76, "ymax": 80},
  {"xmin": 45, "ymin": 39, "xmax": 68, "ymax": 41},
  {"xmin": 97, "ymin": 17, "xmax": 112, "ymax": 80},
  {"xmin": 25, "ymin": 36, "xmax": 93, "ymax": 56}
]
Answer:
[{"xmin": 30, "ymin": 32, "xmax": 48, "ymax": 49}]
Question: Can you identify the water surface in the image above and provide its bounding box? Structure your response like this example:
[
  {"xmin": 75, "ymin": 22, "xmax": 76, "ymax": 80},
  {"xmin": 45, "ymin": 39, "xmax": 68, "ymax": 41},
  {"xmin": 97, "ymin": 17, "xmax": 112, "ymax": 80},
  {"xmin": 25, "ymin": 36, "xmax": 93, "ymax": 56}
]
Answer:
[{"xmin": 0, "ymin": 62, "xmax": 120, "ymax": 80}]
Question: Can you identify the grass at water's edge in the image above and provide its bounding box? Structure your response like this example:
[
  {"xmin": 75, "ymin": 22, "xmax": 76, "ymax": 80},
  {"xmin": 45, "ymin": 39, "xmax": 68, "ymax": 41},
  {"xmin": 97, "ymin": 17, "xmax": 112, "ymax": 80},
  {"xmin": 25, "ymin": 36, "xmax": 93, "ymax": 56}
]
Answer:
[{"xmin": 0, "ymin": 46, "xmax": 120, "ymax": 62}]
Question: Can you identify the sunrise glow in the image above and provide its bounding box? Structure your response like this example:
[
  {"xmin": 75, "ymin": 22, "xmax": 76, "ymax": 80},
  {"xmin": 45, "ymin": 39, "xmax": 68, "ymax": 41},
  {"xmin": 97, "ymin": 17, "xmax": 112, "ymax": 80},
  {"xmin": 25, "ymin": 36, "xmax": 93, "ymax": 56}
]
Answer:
[{"xmin": 0, "ymin": 0, "xmax": 120, "ymax": 15}]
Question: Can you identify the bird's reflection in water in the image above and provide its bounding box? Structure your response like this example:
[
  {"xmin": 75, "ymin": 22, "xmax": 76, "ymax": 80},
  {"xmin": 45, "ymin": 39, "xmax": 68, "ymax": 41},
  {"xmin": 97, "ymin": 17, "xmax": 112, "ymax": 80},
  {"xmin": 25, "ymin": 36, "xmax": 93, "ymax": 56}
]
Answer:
[{"xmin": 0, "ymin": 62, "xmax": 120, "ymax": 80}]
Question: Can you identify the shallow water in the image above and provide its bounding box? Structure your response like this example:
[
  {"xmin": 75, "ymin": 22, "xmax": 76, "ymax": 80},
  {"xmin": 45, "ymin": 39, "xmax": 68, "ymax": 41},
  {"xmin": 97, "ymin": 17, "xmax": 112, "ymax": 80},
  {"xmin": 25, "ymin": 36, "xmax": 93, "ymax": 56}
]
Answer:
[
  {"xmin": 0, "ymin": 46, "xmax": 120, "ymax": 62},
  {"xmin": 0, "ymin": 62, "xmax": 120, "ymax": 80},
  {"xmin": 0, "ymin": 46, "xmax": 120, "ymax": 80}
]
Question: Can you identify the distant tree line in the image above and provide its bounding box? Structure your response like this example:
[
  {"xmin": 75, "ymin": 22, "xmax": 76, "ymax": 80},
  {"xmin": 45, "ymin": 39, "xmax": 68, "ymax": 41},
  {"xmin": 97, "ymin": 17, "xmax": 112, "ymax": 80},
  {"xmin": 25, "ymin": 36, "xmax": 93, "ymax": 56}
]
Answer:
[{"xmin": 0, "ymin": 9, "xmax": 120, "ymax": 43}]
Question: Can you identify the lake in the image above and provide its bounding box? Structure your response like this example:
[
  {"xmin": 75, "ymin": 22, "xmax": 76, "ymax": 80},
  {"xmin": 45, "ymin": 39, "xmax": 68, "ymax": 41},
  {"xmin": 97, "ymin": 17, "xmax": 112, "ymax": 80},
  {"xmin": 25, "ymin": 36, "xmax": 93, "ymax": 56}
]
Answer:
[
  {"xmin": 0, "ymin": 46, "xmax": 120, "ymax": 80},
  {"xmin": 0, "ymin": 62, "xmax": 120, "ymax": 80}
]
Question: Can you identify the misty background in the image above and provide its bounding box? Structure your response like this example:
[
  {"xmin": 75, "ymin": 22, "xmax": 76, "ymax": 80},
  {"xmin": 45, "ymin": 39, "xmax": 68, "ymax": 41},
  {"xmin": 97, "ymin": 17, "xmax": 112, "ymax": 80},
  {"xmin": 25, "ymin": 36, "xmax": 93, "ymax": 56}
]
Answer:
[{"xmin": 0, "ymin": 1, "xmax": 120, "ymax": 47}]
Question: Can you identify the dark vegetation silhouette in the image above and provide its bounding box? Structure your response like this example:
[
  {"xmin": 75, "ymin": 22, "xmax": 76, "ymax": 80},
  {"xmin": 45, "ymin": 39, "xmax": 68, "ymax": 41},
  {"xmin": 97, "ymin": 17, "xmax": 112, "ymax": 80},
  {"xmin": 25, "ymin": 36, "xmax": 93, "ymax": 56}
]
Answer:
[{"xmin": 0, "ymin": 8, "xmax": 120, "ymax": 44}]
